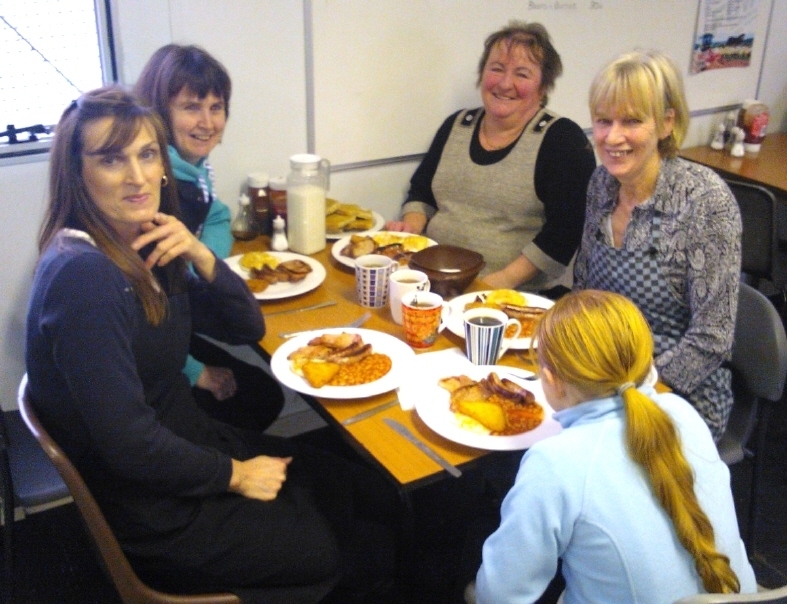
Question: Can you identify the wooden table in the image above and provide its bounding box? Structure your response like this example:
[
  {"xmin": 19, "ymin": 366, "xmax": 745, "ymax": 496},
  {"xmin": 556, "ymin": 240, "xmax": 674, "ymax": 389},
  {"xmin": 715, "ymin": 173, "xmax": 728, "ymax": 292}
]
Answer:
[
  {"xmin": 679, "ymin": 132, "xmax": 787, "ymax": 198},
  {"xmin": 231, "ymin": 236, "xmax": 537, "ymax": 491}
]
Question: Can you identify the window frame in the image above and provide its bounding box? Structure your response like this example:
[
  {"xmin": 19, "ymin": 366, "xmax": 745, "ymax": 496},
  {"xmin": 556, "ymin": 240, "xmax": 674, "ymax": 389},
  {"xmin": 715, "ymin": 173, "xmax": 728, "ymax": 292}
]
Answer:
[{"xmin": 0, "ymin": 0, "xmax": 117, "ymax": 167}]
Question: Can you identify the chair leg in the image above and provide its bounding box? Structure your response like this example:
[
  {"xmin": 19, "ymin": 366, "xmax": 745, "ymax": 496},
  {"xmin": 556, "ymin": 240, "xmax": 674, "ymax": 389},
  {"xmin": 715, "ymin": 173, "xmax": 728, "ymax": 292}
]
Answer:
[
  {"xmin": 746, "ymin": 401, "xmax": 772, "ymax": 553},
  {"xmin": 2, "ymin": 496, "xmax": 13, "ymax": 603}
]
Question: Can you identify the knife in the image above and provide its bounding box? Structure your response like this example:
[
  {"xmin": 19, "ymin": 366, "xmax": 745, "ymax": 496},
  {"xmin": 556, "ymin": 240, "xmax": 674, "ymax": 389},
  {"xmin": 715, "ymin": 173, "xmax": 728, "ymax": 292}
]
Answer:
[
  {"xmin": 342, "ymin": 398, "xmax": 399, "ymax": 426},
  {"xmin": 265, "ymin": 300, "xmax": 336, "ymax": 317},
  {"xmin": 383, "ymin": 418, "xmax": 462, "ymax": 478}
]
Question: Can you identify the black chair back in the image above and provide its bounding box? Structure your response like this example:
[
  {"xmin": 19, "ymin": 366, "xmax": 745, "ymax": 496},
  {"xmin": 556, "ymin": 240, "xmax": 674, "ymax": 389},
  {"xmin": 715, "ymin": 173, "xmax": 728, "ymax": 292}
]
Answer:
[{"xmin": 726, "ymin": 179, "xmax": 778, "ymax": 286}]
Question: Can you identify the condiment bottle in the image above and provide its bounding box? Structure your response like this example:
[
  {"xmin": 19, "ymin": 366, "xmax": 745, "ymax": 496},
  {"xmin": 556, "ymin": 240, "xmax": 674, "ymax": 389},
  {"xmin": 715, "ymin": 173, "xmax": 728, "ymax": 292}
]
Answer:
[
  {"xmin": 286, "ymin": 154, "xmax": 329, "ymax": 254},
  {"xmin": 723, "ymin": 110, "xmax": 737, "ymax": 146},
  {"xmin": 271, "ymin": 215, "xmax": 289, "ymax": 251},
  {"xmin": 230, "ymin": 193, "xmax": 258, "ymax": 241},
  {"xmin": 730, "ymin": 127, "xmax": 745, "ymax": 157},
  {"xmin": 247, "ymin": 172, "xmax": 271, "ymax": 236},
  {"xmin": 710, "ymin": 123, "xmax": 725, "ymax": 150},
  {"xmin": 269, "ymin": 176, "xmax": 288, "ymax": 232},
  {"xmin": 738, "ymin": 99, "xmax": 769, "ymax": 153}
]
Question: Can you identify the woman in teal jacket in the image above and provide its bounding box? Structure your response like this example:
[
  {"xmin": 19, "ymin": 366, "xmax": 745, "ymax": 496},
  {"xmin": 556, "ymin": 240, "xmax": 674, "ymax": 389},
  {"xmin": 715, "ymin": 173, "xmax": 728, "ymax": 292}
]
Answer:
[{"xmin": 136, "ymin": 44, "xmax": 283, "ymax": 430}]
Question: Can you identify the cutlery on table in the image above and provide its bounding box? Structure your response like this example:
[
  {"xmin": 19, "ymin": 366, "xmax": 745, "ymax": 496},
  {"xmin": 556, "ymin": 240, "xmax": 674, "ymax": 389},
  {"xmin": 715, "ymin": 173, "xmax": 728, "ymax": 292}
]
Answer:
[
  {"xmin": 265, "ymin": 300, "xmax": 336, "ymax": 317},
  {"xmin": 341, "ymin": 397, "xmax": 399, "ymax": 426},
  {"xmin": 279, "ymin": 311, "xmax": 371, "ymax": 339},
  {"xmin": 383, "ymin": 418, "xmax": 462, "ymax": 478},
  {"xmin": 504, "ymin": 368, "xmax": 538, "ymax": 381}
]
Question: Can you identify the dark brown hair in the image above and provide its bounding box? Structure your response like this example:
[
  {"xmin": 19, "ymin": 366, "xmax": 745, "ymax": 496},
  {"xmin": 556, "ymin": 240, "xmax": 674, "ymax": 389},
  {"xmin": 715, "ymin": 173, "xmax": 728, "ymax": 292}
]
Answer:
[
  {"xmin": 477, "ymin": 21, "xmax": 563, "ymax": 106},
  {"xmin": 41, "ymin": 85, "xmax": 183, "ymax": 325},
  {"xmin": 134, "ymin": 44, "xmax": 232, "ymax": 145}
]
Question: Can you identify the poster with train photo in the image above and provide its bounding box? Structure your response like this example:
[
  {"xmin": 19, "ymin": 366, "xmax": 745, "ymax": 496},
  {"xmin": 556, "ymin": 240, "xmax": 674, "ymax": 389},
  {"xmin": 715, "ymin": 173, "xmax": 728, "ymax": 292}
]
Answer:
[{"xmin": 691, "ymin": 0, "xmax": 759, "ymax": 73}]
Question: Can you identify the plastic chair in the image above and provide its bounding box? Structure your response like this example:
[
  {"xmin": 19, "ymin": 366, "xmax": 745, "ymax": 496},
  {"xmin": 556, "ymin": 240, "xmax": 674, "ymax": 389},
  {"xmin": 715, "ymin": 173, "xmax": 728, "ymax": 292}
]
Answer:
[
  {"xmin": 718, "ymin": 283, "xmax": 787, "ymax": 552},
  {"xmin": 16, "ymin": 376, "xmax": 240, "ymax": 604},
  {"xmin": 673, "ymin": 584, "xmax": 787, "ymax": 603},
  {"xmin": 725, "ymin": 179, "xmax": 779, "ymax": 288},
  {"xmin": 1, "ymin": 403, "xmax": 70, "ymax": 603}
]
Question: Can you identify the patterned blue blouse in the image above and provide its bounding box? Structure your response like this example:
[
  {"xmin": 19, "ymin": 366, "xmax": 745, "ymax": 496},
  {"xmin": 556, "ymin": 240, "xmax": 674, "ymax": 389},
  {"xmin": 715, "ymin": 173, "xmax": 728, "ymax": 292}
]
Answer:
[{"xmin": 574, "ymin": 157, "xmax": 741, "ymax": 438}]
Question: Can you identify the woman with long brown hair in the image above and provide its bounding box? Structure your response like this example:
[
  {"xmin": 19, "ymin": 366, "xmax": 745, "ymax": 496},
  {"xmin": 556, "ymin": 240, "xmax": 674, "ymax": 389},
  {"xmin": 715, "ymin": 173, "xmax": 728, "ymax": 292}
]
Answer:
[
  {"xmin": 26, "ymin": 86, "xmax": 397, "ymax": 604},
  {"xmin": 475, "ymin": 290, "xmax": 754, "ymax": 603}
]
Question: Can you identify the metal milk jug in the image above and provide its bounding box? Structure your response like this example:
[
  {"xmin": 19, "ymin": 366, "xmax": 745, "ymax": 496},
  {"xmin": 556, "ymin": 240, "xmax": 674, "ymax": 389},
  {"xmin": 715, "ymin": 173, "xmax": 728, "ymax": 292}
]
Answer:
[{"xmin": 286, "ymin": 154, "xmax": 329, "ymax": 254}]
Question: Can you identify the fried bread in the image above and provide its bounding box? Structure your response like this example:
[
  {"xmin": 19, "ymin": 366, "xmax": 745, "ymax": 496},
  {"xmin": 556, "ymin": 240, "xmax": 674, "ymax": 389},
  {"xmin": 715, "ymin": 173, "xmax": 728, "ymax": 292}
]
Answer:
[
  {"xmin": 439, "ymin": 371, "xmax": 543, "ymax": 435},
  {"xmin": 288, "ymin": 332, "xmax": 391, "ymax": 388},
  {"xmin": 325, "ymin": 201, "xmax": 375, "ymax": 233}
]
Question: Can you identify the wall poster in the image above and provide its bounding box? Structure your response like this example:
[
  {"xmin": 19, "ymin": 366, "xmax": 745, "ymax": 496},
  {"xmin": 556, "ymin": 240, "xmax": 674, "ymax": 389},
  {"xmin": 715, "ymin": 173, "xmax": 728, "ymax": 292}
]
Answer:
[{"xmin": 691, "ymin": 0, "xmax": 759, "ymax": 72}]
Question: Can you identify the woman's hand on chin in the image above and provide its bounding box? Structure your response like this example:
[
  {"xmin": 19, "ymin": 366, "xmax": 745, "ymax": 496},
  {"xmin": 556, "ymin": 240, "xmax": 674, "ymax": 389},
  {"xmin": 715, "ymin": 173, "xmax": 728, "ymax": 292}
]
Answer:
[{"xmin": 132, "ymin": 212, "xmax": 216, "ymax": 280}]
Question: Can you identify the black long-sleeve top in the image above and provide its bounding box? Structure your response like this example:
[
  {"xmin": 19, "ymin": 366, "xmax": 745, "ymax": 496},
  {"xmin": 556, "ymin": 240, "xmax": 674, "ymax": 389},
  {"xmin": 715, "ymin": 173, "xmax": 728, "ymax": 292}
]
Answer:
[{"xmin": 25, "ymin": 230, "xmax": 264, "ymax": 539}]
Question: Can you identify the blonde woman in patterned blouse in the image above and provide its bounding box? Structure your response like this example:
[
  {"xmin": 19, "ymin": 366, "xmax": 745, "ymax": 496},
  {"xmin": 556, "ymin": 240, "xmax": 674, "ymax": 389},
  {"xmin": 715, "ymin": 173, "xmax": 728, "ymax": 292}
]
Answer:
[{"xmin": 573, "ymin": 50, "xmax": 741, "ymax": 440}]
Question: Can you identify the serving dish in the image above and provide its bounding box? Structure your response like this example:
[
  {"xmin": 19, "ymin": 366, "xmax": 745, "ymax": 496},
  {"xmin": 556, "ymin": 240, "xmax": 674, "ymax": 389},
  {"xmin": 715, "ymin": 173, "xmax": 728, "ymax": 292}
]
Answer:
[{"xmin": 325, "ymin": 211, "xmax": 385, "ymax": 240}]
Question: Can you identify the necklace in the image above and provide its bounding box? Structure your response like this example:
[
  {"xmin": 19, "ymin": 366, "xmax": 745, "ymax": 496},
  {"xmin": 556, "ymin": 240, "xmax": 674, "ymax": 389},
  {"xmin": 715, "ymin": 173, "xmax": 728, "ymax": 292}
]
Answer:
[
  {"xmin": 480, "ymin": 116, "xmax": 527, "ymax": 151},
  {"xmin": 480, "ymin": 120, "xmax": 525, "ymax": 150}
]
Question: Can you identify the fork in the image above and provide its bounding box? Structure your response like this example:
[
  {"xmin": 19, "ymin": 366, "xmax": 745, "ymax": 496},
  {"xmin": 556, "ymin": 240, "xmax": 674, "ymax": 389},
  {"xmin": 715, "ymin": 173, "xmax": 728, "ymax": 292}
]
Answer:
[{"xmin": 279, "ymin": 311, "xmax": 371, "ymax": 338}]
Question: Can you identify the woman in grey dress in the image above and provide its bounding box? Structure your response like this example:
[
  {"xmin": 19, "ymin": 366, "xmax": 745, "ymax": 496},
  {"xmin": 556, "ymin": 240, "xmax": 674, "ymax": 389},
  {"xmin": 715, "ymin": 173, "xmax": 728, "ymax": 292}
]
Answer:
[{"xmin": 386, "ymin": 21, "xmax": 595, "ymax": 294}]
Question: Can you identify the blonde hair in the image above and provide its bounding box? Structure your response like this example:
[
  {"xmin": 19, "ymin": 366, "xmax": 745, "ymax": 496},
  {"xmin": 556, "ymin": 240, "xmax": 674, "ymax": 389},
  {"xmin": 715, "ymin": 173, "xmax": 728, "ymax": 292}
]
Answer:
[
  {"xmin": 589, "ymin": 50, "xmax": 689, "ymax": 158},
  {"xmin": 534, "ymin": 290, "xmax": 740, "ymax": 594}
]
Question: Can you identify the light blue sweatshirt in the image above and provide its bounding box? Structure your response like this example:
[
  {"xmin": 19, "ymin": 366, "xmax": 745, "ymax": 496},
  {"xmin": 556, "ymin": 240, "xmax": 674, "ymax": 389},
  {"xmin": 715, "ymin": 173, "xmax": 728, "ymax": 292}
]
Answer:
[{"xmin": 477, "ymin": 386, "xmax": 756, "ymax": 604}]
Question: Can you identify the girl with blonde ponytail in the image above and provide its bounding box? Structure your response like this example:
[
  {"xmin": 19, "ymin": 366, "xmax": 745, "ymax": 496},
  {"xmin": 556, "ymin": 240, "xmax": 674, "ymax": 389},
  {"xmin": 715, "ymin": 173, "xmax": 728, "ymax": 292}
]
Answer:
[{"xmin": 476, "ymin": 290, "xmax": 755, "ymax": 603}]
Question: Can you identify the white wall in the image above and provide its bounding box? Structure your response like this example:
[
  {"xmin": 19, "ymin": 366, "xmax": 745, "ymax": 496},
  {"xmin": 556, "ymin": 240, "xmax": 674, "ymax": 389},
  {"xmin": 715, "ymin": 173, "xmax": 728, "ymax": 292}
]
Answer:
[
  {"xmin": 0, "ymin": 162, "xmax": 48, "ymax": 407},
  {"xmin": 1, "ymin": 0, "xmax": 785, "ymax": 410},
  {"xmin": 759, "ymin": 0, "xmax": 787, "ymax": 132}
]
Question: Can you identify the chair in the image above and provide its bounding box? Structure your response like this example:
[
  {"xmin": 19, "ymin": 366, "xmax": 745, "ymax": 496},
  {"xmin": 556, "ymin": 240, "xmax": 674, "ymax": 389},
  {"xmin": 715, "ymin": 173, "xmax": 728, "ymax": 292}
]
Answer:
[
  {"xmin": 725, "ymin": 179, "xmax": 779, "ymax": 288},
  {"xmin": 718, "ymin": 283, "xmax": 787, "ymax": 552},
  {"xmin": 1, "ymin": 402, "xmax": 70, "ymax": 602},
  {"xmin": 673, "ymin": 584, "xmax": 787, "ymax": 603},
  {"xmin": 16, "ymin": 376, "xmax": 240, "ymax": 604}
]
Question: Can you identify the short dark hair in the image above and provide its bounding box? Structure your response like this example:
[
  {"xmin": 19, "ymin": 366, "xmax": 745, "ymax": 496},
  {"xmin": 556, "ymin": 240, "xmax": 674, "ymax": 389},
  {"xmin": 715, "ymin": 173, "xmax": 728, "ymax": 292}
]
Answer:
[
  {"xmin": 477, "ymin": 21, "xmax": 563, "ymax": 106},
  {"xmin": 134, "ymin": 44, "xmax": 232, "ymax": 143}
]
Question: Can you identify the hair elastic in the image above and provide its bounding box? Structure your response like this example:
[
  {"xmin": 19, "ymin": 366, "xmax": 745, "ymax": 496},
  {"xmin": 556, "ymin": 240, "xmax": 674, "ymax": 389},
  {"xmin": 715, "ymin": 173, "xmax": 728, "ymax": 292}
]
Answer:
[{"xmin": 617, "ymin": 382, "xmax": 635, "ymax": 395}]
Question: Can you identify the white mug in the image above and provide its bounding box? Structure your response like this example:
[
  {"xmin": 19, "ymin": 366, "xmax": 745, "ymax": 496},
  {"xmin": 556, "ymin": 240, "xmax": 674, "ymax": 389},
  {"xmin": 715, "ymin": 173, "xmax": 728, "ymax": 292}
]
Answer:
[{"xmin": 389, "ymin": 269, "xmax": 430, "ymax": 324}]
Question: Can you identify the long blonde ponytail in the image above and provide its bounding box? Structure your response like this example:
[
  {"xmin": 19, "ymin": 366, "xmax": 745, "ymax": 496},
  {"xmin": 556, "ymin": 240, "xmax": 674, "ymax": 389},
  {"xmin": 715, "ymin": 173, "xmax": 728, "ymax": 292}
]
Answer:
[{"xmin": 535, "ymin": 290, "xmax": 739, "ymax": 594}]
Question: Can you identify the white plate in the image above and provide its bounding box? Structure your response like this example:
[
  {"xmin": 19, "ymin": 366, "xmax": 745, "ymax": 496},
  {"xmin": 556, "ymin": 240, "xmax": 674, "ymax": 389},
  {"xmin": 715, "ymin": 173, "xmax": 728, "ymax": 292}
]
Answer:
[
  {"xmin": 445, "ymin": 291, "xmax": 555, "ymax": 349},
  {"xmin": 325, "ymin": 210, "xmax": 385, "ymax": 240},
  {"xmin": 224, "ymin": 252, "xmax": 326, "ymax": 301},
  {"xmin": 270, "ymin": 327, "xmax": 416, "ymax": 399},
  {"xmin": 331, "ymin": 231, "xmax": 438, "ymax": 269},
  {"xmin": 413, "ymin": 365, "xmax": 562, "ymax": 451}
]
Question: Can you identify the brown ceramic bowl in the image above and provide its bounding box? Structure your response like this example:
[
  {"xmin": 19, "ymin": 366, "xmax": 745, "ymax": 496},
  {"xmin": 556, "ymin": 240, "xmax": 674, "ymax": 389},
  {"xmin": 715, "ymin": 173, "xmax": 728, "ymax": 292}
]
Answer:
[{"xmin": 408, "ymin": 245, "xmax": 485, "ymax": 298}]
